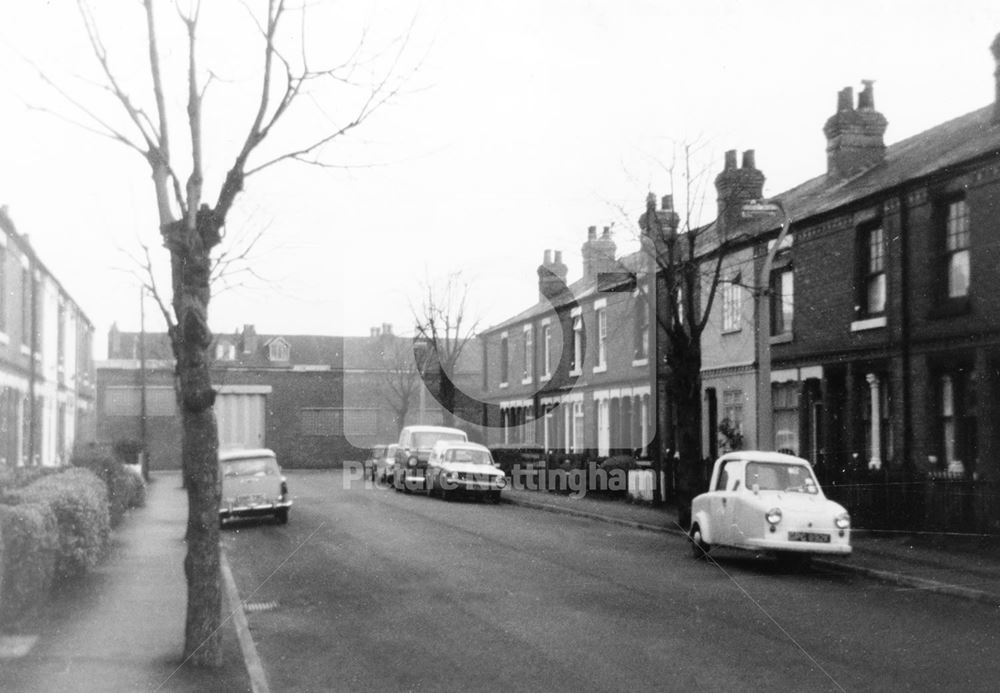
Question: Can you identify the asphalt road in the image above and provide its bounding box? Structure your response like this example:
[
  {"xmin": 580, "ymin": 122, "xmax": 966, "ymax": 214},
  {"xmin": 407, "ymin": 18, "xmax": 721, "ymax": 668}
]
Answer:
[{"xmin": 223, "ymin": 470, "xmax": 1000, "ymax": 693}]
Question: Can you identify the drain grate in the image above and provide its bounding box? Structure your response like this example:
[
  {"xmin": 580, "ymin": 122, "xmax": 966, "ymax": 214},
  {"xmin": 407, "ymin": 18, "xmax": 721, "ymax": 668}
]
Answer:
[{"xmin": 243, "ymin": 600, "xmax": 278, "ymax": 613}]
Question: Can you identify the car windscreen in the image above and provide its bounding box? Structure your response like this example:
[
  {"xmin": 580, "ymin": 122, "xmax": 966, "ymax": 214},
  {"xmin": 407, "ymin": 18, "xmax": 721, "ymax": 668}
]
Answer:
[
  {"xmin": 443, "ymin": 449, "xmax": 493, "ymax": 465},
  {"xmin": 222, "ymin": 458, "xmax": 278, "ymax": 477},
  {"xmin": 744, "ymin": 462, "xmax": 818, "ymax": 494},
  {"xmin": 413, "ymin": 432, "xmax": 466, "ymax": 448}
]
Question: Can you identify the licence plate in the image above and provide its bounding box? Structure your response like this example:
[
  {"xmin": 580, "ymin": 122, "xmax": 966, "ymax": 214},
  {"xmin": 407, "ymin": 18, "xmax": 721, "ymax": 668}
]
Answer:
[
  {"xmin": 788, "ymin": 531, "xmax": 830, "ymax": 543},
  {"xmin": 237, "ymin": 494, "xmax": 265, "ymax": 505}
]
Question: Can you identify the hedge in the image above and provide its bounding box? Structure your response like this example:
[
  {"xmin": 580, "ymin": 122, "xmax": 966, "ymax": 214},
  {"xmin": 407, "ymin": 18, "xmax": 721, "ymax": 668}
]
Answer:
[
  {"xmin": 0, "ymin": 502, "xmax": 58, "ymax": 625},
  {"xmin": 4, "ymin": 468, "xmax": 110, "ymax": 580},
  {"xmin": 72, "ymin": 448, "xmax": 146, "ymax": 527}
]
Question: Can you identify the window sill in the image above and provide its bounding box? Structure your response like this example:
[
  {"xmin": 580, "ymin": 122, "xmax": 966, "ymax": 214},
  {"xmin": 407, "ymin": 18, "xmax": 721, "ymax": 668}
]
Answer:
[
  {"xmin": 721, "ymin": 327, "xmax": 742, "ymax": 335},
  {"xmin": 769, "ymin": 332, "xmax": 793, "ymax": 345},
  {"xmin": 0, "ymin": 332, "xmax": 8, "ymax": 346},
  {"xmin": 928, "ymin": 297, "xmax": 971, "ymax": 320},
  {"xmin": 632, "ymin": 358, "xmax": 648, "ymax": 368},
  {"xmin": 568, "ymin": 368, "xmax": 582, "ymax": 377},
  {"xmin": 499, "ymin": 382, "xmax": 509, "ymax": 389},
  {"xmin": 20, "ymin": 344, "xmax": 31, "ymax": 356},
  {"xmin": 592, "ymin": 364, "xmax": 607, "ymax": 374},
  {"xmin": 521, "ymin": 376, "xmax": 533, "ymax": 386},
  {"xmin": 850, "ymin": 316, "xmax": 886, "ymax": 332}
]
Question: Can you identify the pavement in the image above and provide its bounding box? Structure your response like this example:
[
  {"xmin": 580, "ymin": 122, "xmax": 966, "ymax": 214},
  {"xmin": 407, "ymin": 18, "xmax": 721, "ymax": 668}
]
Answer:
[
  {"xmin": 501, "ymin": 485, "xmax": 1000, "ymax": 608},
  {"xmin": 0, "ymin": 471, "xmax": 253, "ymax": 693},
  {"xmin": 3, "ymin": 470, "xmax": 1000, "ymax": 693}
]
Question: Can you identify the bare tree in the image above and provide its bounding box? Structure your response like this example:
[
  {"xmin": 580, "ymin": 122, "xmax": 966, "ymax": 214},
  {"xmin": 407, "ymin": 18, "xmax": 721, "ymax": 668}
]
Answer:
[
  {"xmin": 30, "ymin": 0, "xmax": 413, "ymax": 667},
  {"xmin": 375, "ymin": 329, "xmax": 427, "ymax": 434},
  {"xmin": 635, "ymin": 143, "xmax": 759, "ymax": 522},
  {"xmin": 412, "ymin": 272, "xmax": 479, "ymax": 427}
]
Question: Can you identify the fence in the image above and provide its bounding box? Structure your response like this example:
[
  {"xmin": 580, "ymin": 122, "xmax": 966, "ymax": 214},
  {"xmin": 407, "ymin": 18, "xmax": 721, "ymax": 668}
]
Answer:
[{"xmin": 822, "ymin": 469, "xmax": 1000, "ymax": 535}]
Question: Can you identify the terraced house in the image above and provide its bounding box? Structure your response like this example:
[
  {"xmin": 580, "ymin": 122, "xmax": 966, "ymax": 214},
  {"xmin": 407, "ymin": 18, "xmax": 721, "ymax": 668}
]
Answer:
[
  {"xmin": 481, "ymin": 30, "xmax": 1000, "ymax": 532},
  {"xmin": 0, "ymin": 206, "xmax": 96, "ymax": 467},
  {"xmin": 479, "ymin": 228, "xmax": 655, "ymax": 459}
]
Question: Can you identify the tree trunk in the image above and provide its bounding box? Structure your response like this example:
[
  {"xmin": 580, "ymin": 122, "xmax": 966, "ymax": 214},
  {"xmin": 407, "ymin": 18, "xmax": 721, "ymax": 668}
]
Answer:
[
  {"xmin": 668, "ymin": 338, "xmax": 704, "ymax": 529},
  {"xmin": 165, "ymin": 212, "xmax": 223, "ymax": 667}
]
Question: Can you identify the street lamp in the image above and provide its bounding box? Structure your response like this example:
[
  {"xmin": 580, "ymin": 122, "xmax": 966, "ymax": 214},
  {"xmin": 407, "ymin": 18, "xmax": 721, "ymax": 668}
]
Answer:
[{"xmin": 742, "ymin": 201, "xmax": 791, "ymax": 452}]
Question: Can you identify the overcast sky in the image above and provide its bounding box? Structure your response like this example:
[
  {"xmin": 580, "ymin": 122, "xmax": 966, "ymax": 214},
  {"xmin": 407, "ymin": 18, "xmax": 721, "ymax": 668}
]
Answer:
[{"xmin": 1, "ymin": 1, "xmax": 999, "ymax": 357}]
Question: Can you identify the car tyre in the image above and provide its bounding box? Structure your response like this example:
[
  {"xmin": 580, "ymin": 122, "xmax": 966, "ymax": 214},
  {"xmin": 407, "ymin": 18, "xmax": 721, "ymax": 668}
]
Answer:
[
  {"xmin": 275, "ymin": 508, "xmax": 289, "ymax": 525},
  {"xmin": 488, "ymin": 491, "xmax": 501, "ymax": 504},
  {"xmin": 690, "ymin": 523, "xmax": 710, "ymax": 560}
]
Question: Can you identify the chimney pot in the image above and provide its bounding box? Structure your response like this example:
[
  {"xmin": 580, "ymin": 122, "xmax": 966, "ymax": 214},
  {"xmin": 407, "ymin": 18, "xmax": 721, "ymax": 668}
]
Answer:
[
  {"xmin": 858, "ymin": 80, "xmax": 875, "ymax": 110},
  {"xmin": 543, "ymin": 249, "xmax": 552, "ymax": 265},
  {"xmin": 741, "ymin": 149, "xmax": 756, "ymax": 170},
  {"xmin": 661, "ymin": 194, "xmax": 673, "ymax": 212},
  {"xmin": 587, "ymin": 225, "xmax": 597, "ymax": 241},
  {"xmin": 554, "ymin": 250, "xmax": 563, "ymax": 264},
  {"xmin": 601, "ymin": 226, "xmax": 611, "ymax": 239},
  {"xmin": 382, "ymin": 322, "xmax": 392, "ymax": 335},
  {"xmin": 724, "ymin": 149, "xmax": 737, "ymax": 171},
  {"xmin": 837, "ymin": 86, "xmax": 854, "ymax": 112}
]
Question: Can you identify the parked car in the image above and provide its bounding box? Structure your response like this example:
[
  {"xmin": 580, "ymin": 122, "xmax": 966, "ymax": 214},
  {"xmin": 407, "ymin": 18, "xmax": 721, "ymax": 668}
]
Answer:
[
  {"xmin": 426, "ymin": 441, "xmax": 507, "ymax": 502},
  {"xmin": 393, "ymin": 425, "xmax": 468, "ymax": 492},
  {"xmin": 365, "ymin": 444, "xmax": 398, "ymax": 483},
  {"xmin": 219, "ymin": 448, "xmax": 292, "ymax": 526},
  {"xmin": 689, "ymin": 451, "xmax": 851, "ymax": 564}
]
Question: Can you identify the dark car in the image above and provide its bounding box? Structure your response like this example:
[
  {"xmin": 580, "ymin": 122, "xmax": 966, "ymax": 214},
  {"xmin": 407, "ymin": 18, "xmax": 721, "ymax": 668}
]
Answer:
[
  {"xmin": 489, "ymin": 443, "xmax": 547, "ymax": 477},
  {"xmin": 393, "ymin": 425, "xmax": 468, "ymax": 492}
]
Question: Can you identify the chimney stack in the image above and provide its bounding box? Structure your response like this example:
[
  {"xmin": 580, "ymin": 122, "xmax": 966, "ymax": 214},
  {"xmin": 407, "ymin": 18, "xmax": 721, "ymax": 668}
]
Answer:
[
  {"xmin": 241, "ymin": 324, "xmax": 258, "ymax": 354},
  {"xmin": 581, "ymin": 225, "xmax": 617, "ymax": 280},
  {"xmin": 538, "ymin": 248, "xmax": 568, "ymax": 302},
  {"xmin": 714, "ymin": 148, "xmax": 765, "ymax": 236},
  {"xmin": 824, "ymin": 80, "xmax": 888, "ymax": 179}
]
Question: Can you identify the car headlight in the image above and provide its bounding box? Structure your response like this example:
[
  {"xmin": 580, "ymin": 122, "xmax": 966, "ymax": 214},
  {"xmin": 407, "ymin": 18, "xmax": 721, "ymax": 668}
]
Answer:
[
  {"xmin": 765, "ymin": 508, "xmax": 782, "ymax": 525},
  {"xmin": 444, "ymin": 471, "xmax": 457, "ymax": 481},
  {"xmin": 835, "ymin": 512, "xmax": 851, "ymax": 530},
  {"xmin": 407, "ymin": 457, "xmax": 417, "ymax": 467},
  {"xmin": 495, "ymin": 476, "xmax": 507, "ymax": 488}
]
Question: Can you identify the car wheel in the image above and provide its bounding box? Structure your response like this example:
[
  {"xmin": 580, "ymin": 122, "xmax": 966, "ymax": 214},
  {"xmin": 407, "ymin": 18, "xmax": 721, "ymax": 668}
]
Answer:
[
  {"xmin": 275, "ymin": 508, "xmax": 289, "ymax": 525},
  {"xmin": 690, "ymin": 523, "xmax": 710, "ymax": 559},
  {"xmin": 489, "ymin": 491, "xmax": 501, "ymax": 504}
]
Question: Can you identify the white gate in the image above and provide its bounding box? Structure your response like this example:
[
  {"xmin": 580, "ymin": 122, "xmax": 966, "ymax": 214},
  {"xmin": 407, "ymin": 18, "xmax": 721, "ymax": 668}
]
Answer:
[{"xmin": 215, "ymin": 386, "xmax": 271, "ymax": 450}]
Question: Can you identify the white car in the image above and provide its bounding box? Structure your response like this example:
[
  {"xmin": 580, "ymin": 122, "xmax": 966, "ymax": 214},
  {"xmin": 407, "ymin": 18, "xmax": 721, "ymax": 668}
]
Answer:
[
  {"xmin": 689, "ymin": 451, "xmax": 851, "ymax": 563},
  {"xmin": 425, "ymin": 441, "xmax": 507, "ymax": 503},
  {"xmin": 219, "ymin": 448, "xmax": 292, "ymax": 526}
]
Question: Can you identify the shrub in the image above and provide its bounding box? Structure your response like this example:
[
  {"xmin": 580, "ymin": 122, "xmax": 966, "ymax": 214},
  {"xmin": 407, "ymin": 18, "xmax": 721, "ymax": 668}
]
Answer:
[
  {"xmin": 599, "ymin": 455, "xmax": 639, "ymax": 474},
  {"xmin": 0, "ymin": 502, "xmax": 58, "ymax": 625},
  {"xmin": 5, "ymin": 468, "xmax": 110, "ymax": 580},
  {"xmin": 72, "ymin": 447, "xmax": 146, "ymax": 527},
  {"xmin": 0, "ymin": 466, "xmax": 61, "ymax": 496}
]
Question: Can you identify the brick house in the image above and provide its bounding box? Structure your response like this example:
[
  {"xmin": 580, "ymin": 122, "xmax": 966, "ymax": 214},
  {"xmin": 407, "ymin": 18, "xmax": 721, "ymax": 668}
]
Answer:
[
  {"xmin": 98, "ymin": 323, "xmax": 473, "ymax": 469},
  {"xmin": 699, "ymin": 38, "xmax": 1000, "ymax": 531},
  {"xmin": 479, "ymin": 228, "xmax": 654, "ymax": 459},
  {"xmin": 0, "ymin": 206, "xmax": 96, "ymax": 467}
]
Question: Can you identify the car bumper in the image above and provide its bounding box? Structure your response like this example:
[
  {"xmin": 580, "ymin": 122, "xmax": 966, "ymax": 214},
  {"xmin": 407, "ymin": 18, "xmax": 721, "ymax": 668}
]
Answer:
[
  {"xmin": 443, "ymin": 480, "xmax": 506, "ymax": 493},
  {"xmin": 220, "ymin": 499, "xmax": 292, "ymax": 519},
  {"xmin": 743, "ymin": 535, "xmax": 852, "ymax": 555}
]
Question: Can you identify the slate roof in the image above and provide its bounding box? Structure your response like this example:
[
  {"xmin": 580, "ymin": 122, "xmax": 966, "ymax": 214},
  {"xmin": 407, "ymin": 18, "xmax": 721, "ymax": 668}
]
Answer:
[{"xmin": 486, "ymin": 104, "xmax": 1000, "ymax": 337}]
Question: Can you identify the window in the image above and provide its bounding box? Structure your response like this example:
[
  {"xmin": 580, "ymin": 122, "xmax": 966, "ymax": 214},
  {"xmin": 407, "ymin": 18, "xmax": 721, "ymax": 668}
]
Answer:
[
  {"xmin": 542, "ymin": 324, "xmax": 552, "ymax": 377},
  {"xmin": 857, "ymin": 225, "xmax": 886, "ymax": 316},
  {"xmin": 300, "ymin": 408, "xmax": 340, "ymax": 436},
  {"xmin": 571, "ymin": 315, "xmax": 583, "ymax": 373},
  {"xmin": 770, "ymin": 268, "xmax": 794, "ymax": 336},
  {"xmin": 268, "ymin": 339, "xmax": 289, "ymax": 361},
  {"xmin": 937, "ymin": 370, "xmax": 976, "ymax": 474},
  {"xmin": 595, "ymin": 307, "xmax": 607, "ymax": 370},
  {"xmin": 57, "ymin": 301, "xmax": 67, "ymax": 370},
  {"xmin": 633, "ymin": 298, "xmax": 648, "ymax": 360},
  {"xmin": 215, "ymin": 341, "xmax": 236, "ymax": 361},
  {"xmin": 772, "ymin": 382, "xmax": 799, "ymax": 455},
  {"xmin": 523, "ymin": 326, "xmax": 533, "ymax": 382},
  {"xmin": 499, "ymin": 334, "xmax": 509, "ymax": 384},
  {"xmin": 572, "ymin": 401, "xmax": 584, "ymax": 453},
  {"xmin": 720, "ymin": 389, "xmax": 744, "ymax": 452},
  {"xmin": 21, "ymin": 267, "xmax": 30, "ymax": 346},
  {"xmin": 0, "ymin": 246, "xmax": 6, "ymax": 333},
  {"xmin": 721, "ymin": 274, "xmax": 742, "ymax": 332},
  {"xmin": 944, "ymin": 198, "xmax": 970, "ymax": 298}
]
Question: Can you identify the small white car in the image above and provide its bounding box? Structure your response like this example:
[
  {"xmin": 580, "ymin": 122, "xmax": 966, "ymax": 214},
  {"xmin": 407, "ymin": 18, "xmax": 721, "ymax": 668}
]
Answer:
[
  {"xmin": 425, "ymin": 441, "xmax": 507, "ymax": 503},
  {"xmin": 219, "ymin": 448, "xmax": 292, "ymax": 526},
  {"xmin": 689, "ymin": 451, "xmax": 850, "ymax": 563}
]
